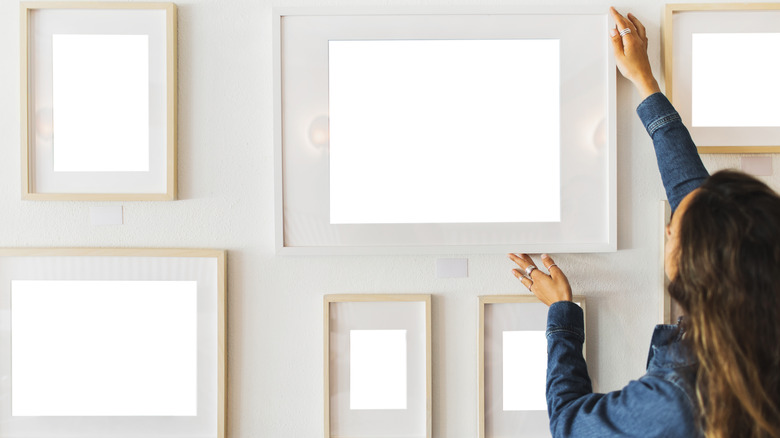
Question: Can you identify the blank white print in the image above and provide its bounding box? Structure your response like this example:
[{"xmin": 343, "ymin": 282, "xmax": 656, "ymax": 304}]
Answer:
[
  {"xmin": 329, "ymin": 40, "xmax": 561, "ymax": 224},
  {"xmin": 503, "ymin": 330, "xmax": 548, "ymax": 411},
  {"xmin": 692, "ymin": 33, "xmax": 780, "ymax": 127},
  {"xmin": 52, "ymin": 34, "xmax": 150, "ymax": 172},
  {"xmin": 349, "ymin": 330, "xmax": 407, "ymax": 410},
  {"xmin": 11, "ymin": 280, "xmax": 197, "ymax": 416}
]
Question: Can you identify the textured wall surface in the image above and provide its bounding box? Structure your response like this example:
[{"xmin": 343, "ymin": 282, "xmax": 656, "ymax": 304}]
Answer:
[{"xmin": 1, "ymin": 0, "xmax": 775, "ymax": 436}]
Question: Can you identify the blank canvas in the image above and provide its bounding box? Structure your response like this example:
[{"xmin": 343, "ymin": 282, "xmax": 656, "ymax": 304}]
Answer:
[
  {"xmin": 502, "ymin": 331, "xmax": 548, "ymax": 411},
  {"xmin": 691, "ymin": 33, "xmax": 780, "ymax": 127},
  {"xmin": 349, "ymin": 329, "xmax": 408, "ymax": 410},
  {"xmin": 52, "ymin": 34, "xmax": 150, "ymax": 172},
  {"xmin": 328, "ymin": 39, "xmax": 560, "ymax": 224},
  {"xmin": 11, "ymin": 280, "xmax": 197, "ymax": 416}
]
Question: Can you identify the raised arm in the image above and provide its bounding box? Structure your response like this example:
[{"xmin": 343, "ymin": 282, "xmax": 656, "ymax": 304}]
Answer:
[{"xmin": 610, "ymin": 7, "xmax": 709, "ymax": 211}]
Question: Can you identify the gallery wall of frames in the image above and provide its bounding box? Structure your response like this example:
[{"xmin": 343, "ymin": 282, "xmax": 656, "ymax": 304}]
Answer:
[{"xmin": 2, "ymin": 1, "xmax": 779, "ymax": 438}]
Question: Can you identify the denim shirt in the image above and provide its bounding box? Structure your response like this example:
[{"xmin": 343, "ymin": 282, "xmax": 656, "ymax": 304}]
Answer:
[
  {"xmin": 546, "ymin": 302, "xmax": 701, "ymax": 437},
  {"xmin": 543, "ymin": 93, "xmax": 710, "ymax": 437},
  {"xmin": 636, "ymin": 92, "xmax": 709, "ymax": 212}
]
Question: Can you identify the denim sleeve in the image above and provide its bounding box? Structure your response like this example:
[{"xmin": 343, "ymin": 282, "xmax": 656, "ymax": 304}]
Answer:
[
  {"xmin": 636, "ymin": 92, "xmax": 709, "ymax": 212},
  {"xmin": 545, "ymin": 301, "xmax": 698, "ymax": 438}
]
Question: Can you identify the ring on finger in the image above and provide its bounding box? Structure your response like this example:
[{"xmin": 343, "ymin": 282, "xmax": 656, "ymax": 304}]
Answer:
[
  {"xmin": 525, "ymin": 265, "xmax": 538, "ymax": 276},
  {"xmin": 548, "ymin": 264, "xmax": 558, "ymax": 270},
  {"xmin": 619, "ymin": 28, "xmax": 631, "ymax": 36}
]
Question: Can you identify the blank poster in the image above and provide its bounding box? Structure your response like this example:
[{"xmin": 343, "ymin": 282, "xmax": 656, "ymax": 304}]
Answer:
[
  {"xmin": 329, "ymin": 39, "xmax": 560, "ymax": 224},
  {"xmin": 502, "ymin": 331, "xmax": 548, "ymax": 411},
  {"xmin": 52, "ymin": 34, "xmax": 150, "ymax": 172},
  {"xmin": 11, "ymin": 280, "xmax": 197, "ymax": 416},
  {"xmin": 692, "ymin": 33, "xmax": 780, "ymax": 127},
  {"xmin": 349, "ymin": 329, "xmax": 408, "ymax": 410}
]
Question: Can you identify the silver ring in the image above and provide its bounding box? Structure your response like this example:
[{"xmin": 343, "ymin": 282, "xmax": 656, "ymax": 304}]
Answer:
[
  {"xmin": 525, "ymin": 265, "xmax": 538, "ymax": 276},
  {"xmin": 548, "ymin": 264, "xmax": 558, "ymax": 270},
  {"xmin": 619, "ymin": 28, "xmax": 631, "ymax": 37}
]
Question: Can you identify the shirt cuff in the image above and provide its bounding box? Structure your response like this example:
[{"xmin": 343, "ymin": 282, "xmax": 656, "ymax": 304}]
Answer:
[
  {"xmin": 546, "ymin": 301, "xmax": 585, "ymax": 342},
  {"xmin": 636, "ymin": 92, "xmax": 682, "ymax": 137}
]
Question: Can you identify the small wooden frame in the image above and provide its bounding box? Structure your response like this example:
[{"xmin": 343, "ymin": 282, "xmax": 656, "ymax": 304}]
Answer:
[
  {"xmin": 0, "ymin": 248, "xmax": 226, "ymax": 438},
  {"xmin": 21, "ymin": 2, "xmax": 177, "ymax": 200},
  {"xmin": 324, "ymin": 294, "xmax": 432, "ymax": 438},
  {"xmin": 479, "ymin": 295, "xmax": 586, "ymax": 438},
  {"xmin": 663, "ymin": 3, "xmax": 780, "ymax": 153}
]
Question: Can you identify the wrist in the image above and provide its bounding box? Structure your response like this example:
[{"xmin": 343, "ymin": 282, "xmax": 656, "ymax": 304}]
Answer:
[{"xmin": 636, "ymin": 77, "xmax": 661, "ymax": 100}]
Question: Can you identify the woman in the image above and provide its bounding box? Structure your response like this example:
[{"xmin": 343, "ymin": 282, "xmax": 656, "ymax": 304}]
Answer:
[{"xmin": 509, "ymin": 8, "xmax": 780, "ymax": 438}]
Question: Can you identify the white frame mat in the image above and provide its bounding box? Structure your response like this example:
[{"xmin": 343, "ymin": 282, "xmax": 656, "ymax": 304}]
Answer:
[
  {"xmin": 479, "ymin": 295, "xmax": 586, "ymax": 438},
  {"xmin": 663, "ymin": 3, "xmax": 780, "ymax": 153},
  {"xmin": 21, "ymin": 3, "xmax": 178, "ymax": 200},
  {"xmin": 274, "ymin": 7, "xmax": 616, "ymax": 255},
  {"xmin": 0, "ymin": 248, "xmax": 226, "ymax": 438},
  {"xmin": 324, "ymin": 294, "xmax": 432, "ymax": 438}
]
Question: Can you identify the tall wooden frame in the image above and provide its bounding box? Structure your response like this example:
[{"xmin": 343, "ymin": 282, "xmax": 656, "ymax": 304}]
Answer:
[
  {"xmin": 324, "ymin": 294, "xmax": 432, "ymax": 438},
  {"xmin": 21, "ymin": 2, "xmax": 178, "ymax": 200},
  {"xmin": 663, "ymin": 3, "xmax": 780, "ymax": 153},
  {"xmin": 0, "ymin": 248, "xmax": 226, "ymax": 438},
  {"xmin": 479, "ymin": 295, "xmax": 586, "ymax": 438}
]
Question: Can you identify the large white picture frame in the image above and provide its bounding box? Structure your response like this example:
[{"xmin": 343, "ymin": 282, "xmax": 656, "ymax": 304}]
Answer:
[
  {"xmin": 21, "ymin": 2, "xmax": 178, "ymax": 200},
  {"xmin": 274, "ymin": 7, "xmax": 616, "ymax": 255},
  {"xmin": 0, "ymin": 248, "xmax": 226, "ymax": 438}
]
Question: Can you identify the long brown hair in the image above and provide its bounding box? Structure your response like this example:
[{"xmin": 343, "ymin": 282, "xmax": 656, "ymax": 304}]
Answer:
[{"xmin": 669, "ymin": 170, "xmax": 780, "ymax": 438}]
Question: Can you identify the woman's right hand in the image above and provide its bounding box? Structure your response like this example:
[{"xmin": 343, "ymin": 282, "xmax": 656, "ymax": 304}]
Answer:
[{"xmin": 609, "ymin": 7, "xmax": 661, "ymax": 99}]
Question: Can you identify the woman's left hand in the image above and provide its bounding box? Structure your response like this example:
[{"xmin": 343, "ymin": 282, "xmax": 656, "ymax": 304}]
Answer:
[{"xmin": 509, "ymin": 253, "xmax": 572, "ymax": 306}]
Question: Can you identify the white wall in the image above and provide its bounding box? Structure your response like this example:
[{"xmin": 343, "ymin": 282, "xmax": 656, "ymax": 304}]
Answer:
[{"xmin": 1, "ymin": 0, "xmax": 776, "ymax": 436}]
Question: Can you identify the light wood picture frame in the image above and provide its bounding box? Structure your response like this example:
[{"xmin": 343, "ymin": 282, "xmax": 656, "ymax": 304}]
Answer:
[
  {"xmin": 663, "ymin": 3, "xmax": 780, "ymax": 153},
  {"xmin": 274, "ymin": 7, "xmax": 616, "ymax": 255},
  {"xmin": 324, "ymin": 294, "xmax": 432, "ymax": 438},
  {"xmin": 21, "ymin": 2, "xmax": 178, "ymax": 200},
  {"xmin": 0, "ymin": 248, "xmax": 226, "ymax": 438},
  {"xmin": 479, "ymin": 295, "xmax": 586, "ymax": 438}
]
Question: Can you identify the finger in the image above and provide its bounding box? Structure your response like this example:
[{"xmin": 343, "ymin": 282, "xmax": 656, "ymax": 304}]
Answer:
[
  {"xmin": 513, "ymin": 269, "xmax": 533, "ymax": 290},
  {"xmin": 627, "ymin": 13, "xmax": 647, "ymax": 42},
  {"xmin": 508, "ymin": 253, "xmax": 532, "ymax": 271},
  {"xmin": 610, "ymin": 24, "xmax": 625, "ymax": 53},
  {"xmin": 508, "ymin": 253, "xmax": 537, "ymax": 272},
  {"xmin": 519, "ymin": 254, "xmax": 544, "ymax": 278},
  {"xmin": 609, "ymin": 7, "xmax": 636, "ymax": 35},
  {"xmin": 541, "ymin": 253, "xmax": 560, "ymax": 278}
]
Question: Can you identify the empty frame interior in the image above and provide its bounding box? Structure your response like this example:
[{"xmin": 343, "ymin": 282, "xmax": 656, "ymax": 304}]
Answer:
[
  {"xmin": 0, "ymin": 249, "xmax": 226, "ymax": 438},
  {"xmin": 21, "ymin": 3, "xmax": 177, "ymax": 199},
  {"xmin": 275, "ymin": 9, "xmax": 615, "ymax": 254},
  {"xmin": 12, "ymin": 280, "xmax": 197, "ymax": 417},
  {"xmin": 665, "ymin": 4, "xmax": 780, "ymax": 152},
  {"xmin": 328, "ymin": 39, "xmax": 561, "ymax": 225},
  {"xmin": 325, "ymin": 295, "xmax": 431, "ymax": 438},
  {"xmin": 479, "ymin": 296, "xmax": 585, "ymax": 438}
]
